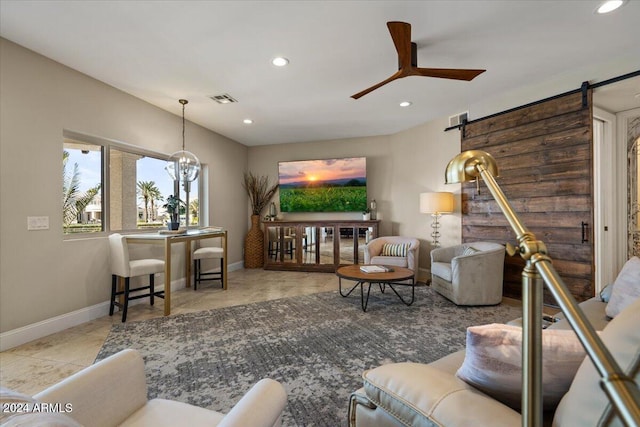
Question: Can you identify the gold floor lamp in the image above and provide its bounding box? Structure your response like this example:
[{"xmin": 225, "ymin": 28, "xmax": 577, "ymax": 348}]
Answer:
[{"xmin": 445, "ymin": 150, "xmax": 640, "ymax": 427}]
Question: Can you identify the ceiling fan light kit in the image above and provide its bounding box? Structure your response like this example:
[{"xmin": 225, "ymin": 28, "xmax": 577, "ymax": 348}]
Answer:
[{"xmin": 352, "ymin": 21, "xmax": 485, "ymax": 100}]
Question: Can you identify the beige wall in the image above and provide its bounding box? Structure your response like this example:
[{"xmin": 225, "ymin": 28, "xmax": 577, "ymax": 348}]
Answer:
[
  {"xmin": 0, "ymin": 39, "xmax": 248, "ymax": 333},
  {"xmin": 247, "ymin": 119, "xmax": 462, "ymax": 277}
]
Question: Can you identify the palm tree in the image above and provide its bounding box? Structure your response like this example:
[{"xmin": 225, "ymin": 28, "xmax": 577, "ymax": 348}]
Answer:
[
  {"xmin": 63, "ymin": 150, "xmax": 101, "ymax": 232},
  {"xmin": 150, "ymin": 189, "xmax": 163, "ymax": 222},
  {"xmin": 189, "ymin": 198, "xmax": 199, "ymax": 224},
  {"xmin": 137, "ymin": 181, "xmax": 161, "ymax": 223}
]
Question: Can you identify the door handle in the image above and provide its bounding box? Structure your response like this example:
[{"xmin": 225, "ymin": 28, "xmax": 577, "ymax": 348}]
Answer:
[{"xmin": 581, "ymin": 221, "xmax": 589, "ymax": 244}]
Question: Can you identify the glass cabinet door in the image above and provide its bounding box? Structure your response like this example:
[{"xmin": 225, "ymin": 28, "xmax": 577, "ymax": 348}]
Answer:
[
  {"xmin": 265, "ymin": 225, "xmax": 296, "ymax": 264},
  {"xmin": 302, "ymin": 226, "xmax": 335, "ymax": 266}
]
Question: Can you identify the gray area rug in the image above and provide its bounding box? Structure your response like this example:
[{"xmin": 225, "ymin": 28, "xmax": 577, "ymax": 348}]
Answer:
[{"xmin": 96, "ymin": 286, "xmax": 522, "ymax": 426}]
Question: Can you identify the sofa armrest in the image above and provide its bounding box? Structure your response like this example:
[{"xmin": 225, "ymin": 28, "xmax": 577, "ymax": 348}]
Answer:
[
  {"xmin": 34, "ymin": 349, "xmax": 148, "ymax": 427},
  {"xmin": 218, "ymin": 378, "xmax": 287, "ymax": 427},
  {"xmin": 430, "ymin": 246, "xmax": 458, "ymax": 264},
  {"xmin": 362, "ymin": 362, "xmax": 520, "ymax": 427},
  {"xmin": 364, "ymin": 239, "xmax": 385, "ymax": 263}
]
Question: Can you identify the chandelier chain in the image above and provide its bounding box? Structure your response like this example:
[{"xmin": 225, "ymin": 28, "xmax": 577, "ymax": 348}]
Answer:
[{"xmin": 179, "ymin": 99, "xmax": 188, "ymax": 151}]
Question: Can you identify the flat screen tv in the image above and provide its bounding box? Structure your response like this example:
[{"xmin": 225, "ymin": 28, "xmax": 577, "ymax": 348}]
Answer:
[{"xmin": 278, "ymin": 157, "xmax": 367, "ymax": 212}]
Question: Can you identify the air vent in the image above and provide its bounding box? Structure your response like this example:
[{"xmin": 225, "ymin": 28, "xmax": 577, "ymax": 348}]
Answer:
[
  {"xmin": 210, "ymin": 94, "xmax": 238, "ymax": 104},
  {"xmin": 449, "ymin": 111, "xmax": 468, "ymax": 127}
]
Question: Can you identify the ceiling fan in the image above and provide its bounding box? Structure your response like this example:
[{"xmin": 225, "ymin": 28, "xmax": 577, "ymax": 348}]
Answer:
[{"xmin": 351, "ymin": 21, "xmax": 486, "ymax": 100}]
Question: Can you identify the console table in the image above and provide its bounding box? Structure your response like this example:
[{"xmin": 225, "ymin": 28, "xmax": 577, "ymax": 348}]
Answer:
[
  {"xmin": 125, "ymin": 227, "xmax": 227, "ymax": 316},
  {"xmin": 262, "ymin": 219, "xmax": 380, "ymax": 272}
]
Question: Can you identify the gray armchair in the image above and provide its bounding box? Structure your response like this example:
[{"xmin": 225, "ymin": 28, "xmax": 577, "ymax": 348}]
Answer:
[
  {"xmin": 364, "ymin": 236, "xmax": 420, "ymax": 278},
  {"xmin": 430, "ymin": 242, "xmax": 505, "ymax": 305}
]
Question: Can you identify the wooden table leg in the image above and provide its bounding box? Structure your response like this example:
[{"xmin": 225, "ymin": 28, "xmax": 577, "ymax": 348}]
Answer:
[
  {"xmin": 185, "ymin": 240, "xmax": 192, "ymax": 288},
  {"xmin": 164, "ymin": 239, "xmax": 171, "ymax": 316},
  {"xmin": 223, "ymin": 231, "xmax": 228, "ymax": 290}
]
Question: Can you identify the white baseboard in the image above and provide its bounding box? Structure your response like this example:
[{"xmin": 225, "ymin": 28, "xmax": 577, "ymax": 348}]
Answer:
[
  {"xmin": 0, "ymin": 301, "xmax": 110, "ymax": 352},
  {"xmin": 1, "ymin": 263, "xmax": 274, "ymax": 351},
  {"xmin": 417, "ymin": 267, "xmax": 431, "ymax": 284},
  {"xmin": 229, "ymin": 260, "xmax": 243, "ymax": 272}
]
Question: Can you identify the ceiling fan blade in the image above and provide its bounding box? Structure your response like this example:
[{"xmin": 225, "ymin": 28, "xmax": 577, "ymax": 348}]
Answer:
[
  {"xmin": 351, "ymin": 71, "xmax": 404, "ymax": 99},
  {"xmin": 387, "ymin": 21, "xmax": 412, "ymax": 69},
  {"xmin": 413, "ymin": 67, "xmax": 486, "ymax": 81}
]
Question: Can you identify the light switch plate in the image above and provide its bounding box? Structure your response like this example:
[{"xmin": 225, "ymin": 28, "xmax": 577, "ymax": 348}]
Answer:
[{"xmin": 27, "ymin": 216, "xmax": 49, "ymax": 230}]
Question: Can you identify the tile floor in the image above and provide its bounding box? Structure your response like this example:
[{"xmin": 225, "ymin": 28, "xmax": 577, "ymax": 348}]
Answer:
[
  {"xmin": 0, "ymin": 268, "xmax": 337, "ymax": 395},
  {"xmin": 1, "ymin": 268, "xmax": 527, "ymax": 397}
]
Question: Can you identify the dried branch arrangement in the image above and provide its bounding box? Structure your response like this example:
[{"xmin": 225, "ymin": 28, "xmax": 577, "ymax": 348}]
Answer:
[{"xmin": 242, "ymin": 172, "xmax": 279, "ymax": 216}]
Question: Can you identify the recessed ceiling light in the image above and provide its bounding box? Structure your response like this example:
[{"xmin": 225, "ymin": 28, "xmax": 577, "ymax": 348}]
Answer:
[
  {"xmin": 595, "ymin": 0, "xmax": 625, "ymax": 14},
  {"xmin": 243, "ymin": 119, "xmax": 254, "ymax": 124},
  {"xmin": 399, "ymin": 101, "xmax": 412, "ymax": 107},
  {"xmin": 271, "ymin": 57, "xmax": 289, "ymax": 67}
]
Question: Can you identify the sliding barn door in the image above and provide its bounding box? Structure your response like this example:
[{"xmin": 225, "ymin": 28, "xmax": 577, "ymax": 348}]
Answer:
[{"xmin": 461, "ymin": 91, "xmax": 594, "ymax": 303}]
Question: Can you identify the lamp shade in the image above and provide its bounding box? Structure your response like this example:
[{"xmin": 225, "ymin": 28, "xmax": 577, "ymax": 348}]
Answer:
[
  {"xmin": 445, "ymin": 150, "xmax": 499, "ymax": 184},
  {"xmin": 420, "ymin": 192, "xmax": 454, "ymax": 214}
]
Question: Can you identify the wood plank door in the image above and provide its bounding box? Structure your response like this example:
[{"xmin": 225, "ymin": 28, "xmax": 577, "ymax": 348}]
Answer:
[{"xmin": 461, "ymin": 91, "xmax": 594, "ymax": 303}]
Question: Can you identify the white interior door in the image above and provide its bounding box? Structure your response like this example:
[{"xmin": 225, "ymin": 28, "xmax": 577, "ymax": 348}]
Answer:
[{"xmin": 593, "ymin": 108, "xmax": 616, "ymax": 291}]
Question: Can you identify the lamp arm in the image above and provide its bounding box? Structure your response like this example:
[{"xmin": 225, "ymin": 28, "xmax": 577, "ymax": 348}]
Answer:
[{"xmin": 475, "ymin": 164, "xmax": 640, "ymax": 427}]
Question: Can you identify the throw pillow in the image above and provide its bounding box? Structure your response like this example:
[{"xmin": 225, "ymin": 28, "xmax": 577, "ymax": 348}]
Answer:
[
  {"xmin": 605, "ymin": 256, "xmax": 640, "ymax": 318},
  {"xmin": 462, "ymin": 246, "xmax": 480, "ymax": 256},
  {"xmin": 381, "ymin": 243, "xmax": 410, "ymax": 257},
  {"xmin": 599, "ymin": 283, "xmax": 613, "ymax": 303},
  {"xmin": 455, "ymin": 323, "xmax": 586, "ymax": 410},
  {"xmin": 553, "ymin": 296, "xmax": 640, "ymax": 427}
]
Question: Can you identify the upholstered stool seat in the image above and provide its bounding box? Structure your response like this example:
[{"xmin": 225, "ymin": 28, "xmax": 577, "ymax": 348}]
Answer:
[{"xmin": 193, "ymin": 246, "xmax": 224, "ymax": 290}]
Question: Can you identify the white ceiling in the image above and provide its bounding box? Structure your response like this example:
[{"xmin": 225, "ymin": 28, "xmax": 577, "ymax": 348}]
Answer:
[{"xmin": 1, "ymin": 0, "xmax": 639, "ymax": 146}]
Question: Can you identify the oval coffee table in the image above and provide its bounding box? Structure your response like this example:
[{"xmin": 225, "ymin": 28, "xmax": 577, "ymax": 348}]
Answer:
[{"xmin": 336, "ymin": 265, "xmax": 416, "ymax": 312}]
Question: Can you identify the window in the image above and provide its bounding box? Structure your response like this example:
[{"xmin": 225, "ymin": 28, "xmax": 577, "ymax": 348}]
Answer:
[
  {"xmin": 63, "ymin": 131, "xmax": 202, "ymax": 235},
  {"xmin": 63, "ymin": 140, "xmax": 103, "ymax": 234}
]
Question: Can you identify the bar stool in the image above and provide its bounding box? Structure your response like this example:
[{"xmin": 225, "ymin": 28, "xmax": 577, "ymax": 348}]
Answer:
[
  {"xmin": 108, "ymin": 234, "xmax": 165, "ymax": 322},
  {"xmin": 193, "ymin": 246, "xmax": 224, "ymax": 290}
]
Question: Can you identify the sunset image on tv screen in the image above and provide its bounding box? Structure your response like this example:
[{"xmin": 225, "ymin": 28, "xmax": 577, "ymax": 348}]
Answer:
[{"xmin": 278, "ymin": 157, "xmax": 367, "ymax": 212}]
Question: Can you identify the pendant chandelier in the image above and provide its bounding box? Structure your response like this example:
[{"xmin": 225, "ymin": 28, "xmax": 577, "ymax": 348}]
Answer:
[
  {"xmin": 165, "ymin": 99, "xmax": 201, "ymax": 183},
  {"xmin": 165, "ymin": 99, "xmax": 200, "ymax": 229}
]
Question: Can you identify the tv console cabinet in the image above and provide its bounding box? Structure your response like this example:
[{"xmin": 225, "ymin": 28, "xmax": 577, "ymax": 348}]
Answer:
[{"xmin": 262, "ymin": 219, "xmax": 380, "ymax": 272}]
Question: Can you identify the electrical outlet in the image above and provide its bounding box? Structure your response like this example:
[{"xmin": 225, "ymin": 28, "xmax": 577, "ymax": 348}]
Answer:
[{"xmin": 27, "ymin": 216, "xmax": 49, "ymax": 230}]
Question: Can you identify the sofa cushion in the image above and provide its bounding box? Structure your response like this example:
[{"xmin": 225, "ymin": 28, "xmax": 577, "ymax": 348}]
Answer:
[
  {"xmin": 381, "ymin": 243, "xmax": 410, "ymax": 257},
  {"xmin": 605, "ymin": 256, "xmax": 640, "ymax": 318},
  {"xmin": 120, "ymin": 399, "xmax": 224, "ymax": 427},
  {"xmin": 553, "ymin": 297, "xmax": 640, "ymax": 427},
  {"xmin": 455, "ymin": 323, "xmax": 586, "ymax": 410},
  {"xmin": 549, "ymin": 297, "xmax": 610, "ymax": 332},
  {"xmin": 362, "ymin": 362, "xmax": 520, "ymax": 427},
  {"xmin": 370, "ymin": 256, "xmax": 408, "ymax": 269}
]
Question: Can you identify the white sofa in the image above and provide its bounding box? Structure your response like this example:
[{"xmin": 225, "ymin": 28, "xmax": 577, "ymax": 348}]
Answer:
[
  {"xmin": 349, "ymin": 294, "xmax": 639, "ymax": 426},
  {"xmin": 2, "ymin": 349, "xmax": 287, "ymax": 427}
]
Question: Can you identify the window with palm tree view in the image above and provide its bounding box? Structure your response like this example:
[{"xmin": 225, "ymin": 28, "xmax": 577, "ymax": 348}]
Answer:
[{"xmin": 63, "ymin": 134, "xmax": 200, "ymax": 234}]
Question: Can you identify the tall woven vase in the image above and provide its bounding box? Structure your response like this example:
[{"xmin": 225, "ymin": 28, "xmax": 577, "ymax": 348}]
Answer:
[{"xmin": 244, "ymin": 214, "xmax": 264, "ymax": 268}]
